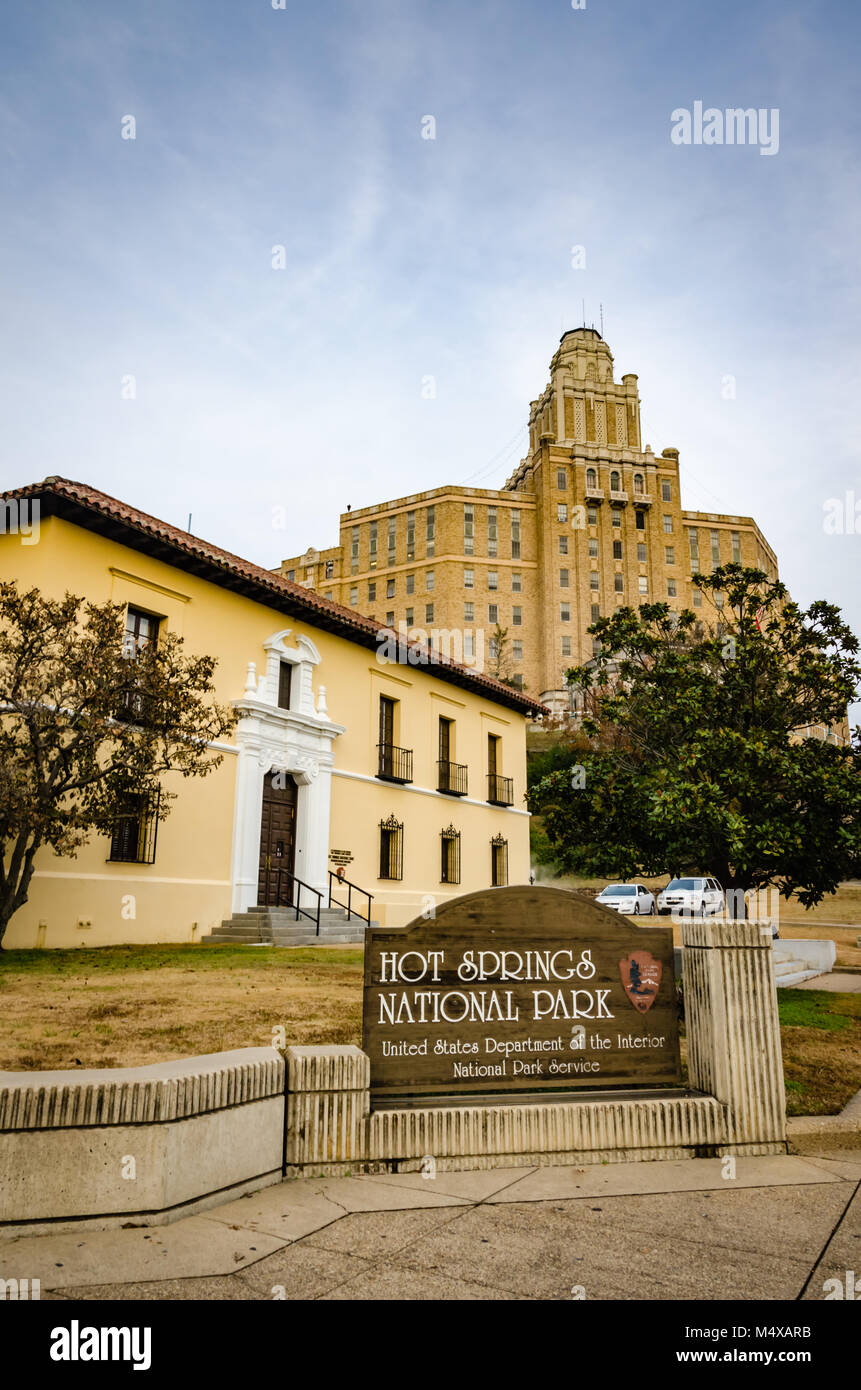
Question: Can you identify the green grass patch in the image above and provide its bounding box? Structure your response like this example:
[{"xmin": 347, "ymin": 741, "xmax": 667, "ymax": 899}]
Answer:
[{"xmin": 777, "ymin": 989, "xmax": 859, "ymax": 1032}]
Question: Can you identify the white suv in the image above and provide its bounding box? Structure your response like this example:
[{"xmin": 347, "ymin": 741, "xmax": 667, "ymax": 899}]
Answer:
[{"xmin": 657, "ymin": 876, "xmax": 724, "ymax": 917}]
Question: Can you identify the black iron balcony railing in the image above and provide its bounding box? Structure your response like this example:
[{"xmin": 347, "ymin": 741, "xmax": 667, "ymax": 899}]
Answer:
[
  {"xmin": 437, "ymin": 760, "xmax": 468, "ymax": 796},
  {"xmin": 487, "ymin": 773, "xmax": 514, "ymax": 807},
  {"xmin": 376, "ymin": 742, "xmax": 414, "ymax": 784}
]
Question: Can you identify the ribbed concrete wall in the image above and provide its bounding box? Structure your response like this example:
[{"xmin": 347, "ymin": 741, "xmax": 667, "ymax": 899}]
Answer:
[
  {"xmin": 0, "ymin": 1049, "xmax": 284, "ymax": 1131},
  {"xmin": 682, "ymin": 920, "xmax": 786, "ymax": 1149}
]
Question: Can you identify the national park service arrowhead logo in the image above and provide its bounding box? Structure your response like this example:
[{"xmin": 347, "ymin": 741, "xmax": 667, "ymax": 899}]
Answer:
[{"xmin": 619, "ymin": 951, "xmax": 662, "ymax": 1013}]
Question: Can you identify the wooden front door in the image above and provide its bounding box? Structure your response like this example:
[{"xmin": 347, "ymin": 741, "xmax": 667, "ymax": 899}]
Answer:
[{"xmin": 257, "ymin": 774, "xmax": 297, "ymax": 906}]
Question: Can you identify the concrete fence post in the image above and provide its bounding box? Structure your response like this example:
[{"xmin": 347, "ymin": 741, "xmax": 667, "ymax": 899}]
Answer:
[
  {"xmin": 682, "ymin": 919, "xmax": 787, "ymax": 1155},
  {"xmin": 284, "ymin": 1045, "xmax": 370, "ymax": 1175}
]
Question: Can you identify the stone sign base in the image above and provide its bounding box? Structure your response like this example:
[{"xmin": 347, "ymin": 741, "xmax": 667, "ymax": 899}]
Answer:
[{"xmin": 285, "ymin": 919, "xmax": 787, "ymax": 1176}]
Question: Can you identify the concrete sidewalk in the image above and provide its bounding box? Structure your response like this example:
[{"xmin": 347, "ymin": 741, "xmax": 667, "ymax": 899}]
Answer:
[{"xmin": 2, "ymin": 1146, "xmax": 859, "ymax": 1301}]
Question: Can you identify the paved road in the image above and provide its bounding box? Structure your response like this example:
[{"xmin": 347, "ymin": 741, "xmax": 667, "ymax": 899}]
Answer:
[{"xmin": 3, "ymin": 1147, "xmax": 859, "ymax": 1301}]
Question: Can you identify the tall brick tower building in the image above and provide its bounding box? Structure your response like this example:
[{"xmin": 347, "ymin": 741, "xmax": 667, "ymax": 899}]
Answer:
[{"xmin": 281, "ymin": 327, "xmax": 778, "ymax": 716}]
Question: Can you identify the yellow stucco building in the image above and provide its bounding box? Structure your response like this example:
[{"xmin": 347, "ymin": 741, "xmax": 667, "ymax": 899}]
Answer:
[
  {"xmin": 281, "ymin": 327, "xmax": 779, "ymax": 716},
  {"xmin": 0, "ymin": 478, "xmax": 542, "ymax": 949}
]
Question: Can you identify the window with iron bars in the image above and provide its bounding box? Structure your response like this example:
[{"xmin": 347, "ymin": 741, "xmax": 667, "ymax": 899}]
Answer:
[
  {"xmin": 108, "ymin": 787, "xmax": 161, "ymax": 864},
  {"xmin": 379, "ymin": 815, "xmax": 404, "ymax": 880},
  {"xmin": 440, "ymin": 825, "xmax": 461, "ymax": 884},
  {"xmin": 491, "ymin": 834, "xmax": 508, "ymax": 887}
]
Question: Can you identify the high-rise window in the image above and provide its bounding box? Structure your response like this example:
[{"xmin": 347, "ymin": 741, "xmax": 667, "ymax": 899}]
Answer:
[
  {"xmin": 559, "ymin": 535, "xmax": 568, "ymax": 555},
  {"xmin": 635, "ymin": 511, "xmax": 645, "ymax": 532},
  {"xmin": 512, "ymin": 572, "xmax": 522, "ymax": 592},
  {"xmin": 387, "ymin": 515, "xmax": 396, "ymax": 565},
  {"xmin": 663, "ymin": 515, "xmax": 673, "ymax": 534},
  {"xmin": 633, "ymin": 473, "xmax": 644, "ymax": 495},
  {"xmin": 610, "ymin": 470, "xmax": 621, "ymax": 493},
  {"xmin": 557, "ymin": 503, "xmax": 568, "ymax": 523},
  {"xmin": 561, "ymin": 636, "xmax": 571, "ymax": 655},
  {"xmin": 731, "ymin": 531, "xmax": 741, "ymax": 563},
  {"xmin": 350, "ymin": 526, "xmax": 359, "ymax": 574},
  {"xmin": 512, "ymin": 606, "xmax": 522, "ymax": 625},
  {"xmin": 688, "ymin": 528, "xmax": 699, "ymax": 565},
  {"xmin": 613, "ymin": 540, "xmax": 622, "ymax": 560},
  {"xmin": 588, "ymin": 507, "xmax": 598, "ymax": 525},
  {"xmin": 513, "ymin": 640, "xmax": 523, "ymax": 660},
  {"xmin": 464, "ymin": 504, "xmax": 475, "ymax": 556},
  {"xmin": 591, "ymin": 603, "xmax": 601, "ymax": 621},
  {"xmin": 386, "ymin": 610, "xmax": 395, "ymax": 626},
  {"xmin": 488, "ymin": 570, "xmax": 498, "ymax": 590},
  {"xmin": 637, "ymin": 542, "xmax": 647, "ymax": 563},
  {"xmin": 665, "ymin": 546, "xmax": 675, "ymax": 565},
  {"xmin": 560, "ymin": 603, "xmax": 570, "ymax": 621},
  {"xmin": 557, "ymin": 469, "xmax": 567, "ymax": 490},
  {"xmin": 426, "ymin": 570, "xmax": 435, "ymax": 591},
  {"xmin": 511, "ymin": 511, "xmax": 521, "ymax": 559},
  {"xmin": 711, "ymin": 529, "xmax": 721, "ymax": 564},
  {"xmin": 406, "ymin": 573, "xmax": 415, "ymax": 594},
  {"xmin": 487, "ymin": 508, "xmax": 498, "ymax": 558},
  {"xmin": 589, "ymin": 539, "xmax": 598, "ymax": 558},
  {"xmin": 369, "ymin": 521, "xmax": 378, "ymax": 569},
  {"xmin": 425, "ymin": 603, "xmax": 434, "ymax": 623},
  {"xmin": 668, "ymin": 579, "xmax": 677, "ymax": 597},
  {"xmin": 368, "ymin": 581, "xmax": 376, "ymax": 601},
  {"xmin": 406, "ymin": 511, "xmax": 415, "ymax": 561},
  {"xmin": 638, "ymin": 576, "xmax": 648, "ymax": 594},
  {"xmin": 661, "ymin": 480, "xmax": 672, "ymax": 502},
  {"xmin": 426, "ymin": 506, "xmax": 435, "ymax": 557},
  {"xmin": 386, "ymin": 578, "xmax": 395, "ymax": 599},
  {"xmin": 590, "ymin": 573, "xmax": 599, "ymax": 590},
  {"xmin": 614, "ymin": 574, "xmax": 624, "ymax": 592},
  {"xmin": 405, "ymin": 607, "xmax": 414, "ymax": 626},
  {"xmin": 350, "ymin": 586, "xmax": 358, "ymax": 605},
  {"xmin": 464, "ymin": 601, "xmax": 474, "ymax": 622},
  {"xmin": 464, "ymin": 568, "xmax": 474, "ymax": 588},
  {"xmin": 559, "ymin": 568, "xmax": 569, "ymax": 587},
  {"xmin": 488, "ymin": 603, "xmax": 498, "ymax": 623},
  {"xmin": 586, "ymin": 468, "xmax": 597, "ymax": 489},
  {"xmin": 613, "ymin": 512, "xmax": 622, "ymax": 529}
]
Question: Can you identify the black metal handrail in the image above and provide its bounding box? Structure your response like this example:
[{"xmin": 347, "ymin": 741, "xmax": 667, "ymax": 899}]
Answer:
[
  {"xmin": 376, "ymin": 742, "xmax": 414, "ymax": 783},
  {"xmin": 437, "ymin": 760, "xmax": 468, "ymax": 796},
  {"xmin": 264, "ymin": 866, "xmax": 323, "ymax": 934},
  {"xmin": 328, "ymin": 871, "xmax": 374, "ymax": 926},
  {"xmin": 487, "ymin": 772, "xmax": 514, "ymax": 806}
]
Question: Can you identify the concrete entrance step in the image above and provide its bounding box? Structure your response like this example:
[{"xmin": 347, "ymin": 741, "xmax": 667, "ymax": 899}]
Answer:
[
  {"xmin": 774, "ymin": 957, "xmax": 826, "ymax": 987},
  {"xmin": 202, "ymin": 902, "xmax": 372, "ymax": 947}
]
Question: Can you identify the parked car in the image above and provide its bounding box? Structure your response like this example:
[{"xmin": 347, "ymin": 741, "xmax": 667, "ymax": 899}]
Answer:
[
  {"xmin": 657, "ymin": 876, "xmax": 724, "ymax": 917},
  {"xmin": 595, "ymin": 883, "xmax": 656, "ymax": 916}
]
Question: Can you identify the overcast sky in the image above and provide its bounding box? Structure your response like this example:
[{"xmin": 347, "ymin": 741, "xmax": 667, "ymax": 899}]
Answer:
[{"xmin": 2, "ymin": 0, "xmax": 859, "ymax": 714}]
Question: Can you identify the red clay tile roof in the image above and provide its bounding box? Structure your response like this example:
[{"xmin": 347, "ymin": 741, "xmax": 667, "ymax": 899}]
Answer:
[{"xmin": 6, "ymin": 476, "xmax": 547, "ymax": 718}]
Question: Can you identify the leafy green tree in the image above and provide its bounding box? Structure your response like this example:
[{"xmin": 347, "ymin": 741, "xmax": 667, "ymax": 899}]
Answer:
[
  {"xmin": 527, "ymin": 566, "xmax": 861, "ymax": 909},
  {"xmin": 0, "ymin": 583, "xmax": 237, "ymax": 946}
]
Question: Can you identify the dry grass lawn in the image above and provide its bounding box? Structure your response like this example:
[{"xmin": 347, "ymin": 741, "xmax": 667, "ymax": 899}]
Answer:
[{"xmin": 0, "ymin": 944, "xmax": 363, "ymax": 1071}]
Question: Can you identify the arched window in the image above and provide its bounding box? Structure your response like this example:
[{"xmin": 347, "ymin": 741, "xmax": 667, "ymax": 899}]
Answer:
[
  {"xmin": 633, "ymin": 472, "xmax": 644, "ymax": 494},
  {"xmin": 586, "ymin": 467, "xmax": 597, "ymax": 489},
  {"xmin": 610, "ymin": 470, "xmax": 621, "ymax": 493}
]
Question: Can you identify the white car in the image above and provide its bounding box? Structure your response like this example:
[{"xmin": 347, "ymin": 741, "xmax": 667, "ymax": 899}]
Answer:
[
  {"xmin": 595, "ymin": 883, "xmax": 656, "ymax": 916},
  {"xmin": 657, "ymin": 876, "xmax": 724, "ymax": 917}
]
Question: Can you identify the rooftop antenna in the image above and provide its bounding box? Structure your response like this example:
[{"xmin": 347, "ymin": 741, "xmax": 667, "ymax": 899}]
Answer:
[{"xmin": 187, "ymin": 513, "xmax": 192, "ymax": 532}]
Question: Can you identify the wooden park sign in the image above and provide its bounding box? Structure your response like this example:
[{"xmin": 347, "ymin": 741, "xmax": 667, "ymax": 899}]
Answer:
[{"xmin": 362, "ymin": 885, "xmax": 681, "ymax": 1099}]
